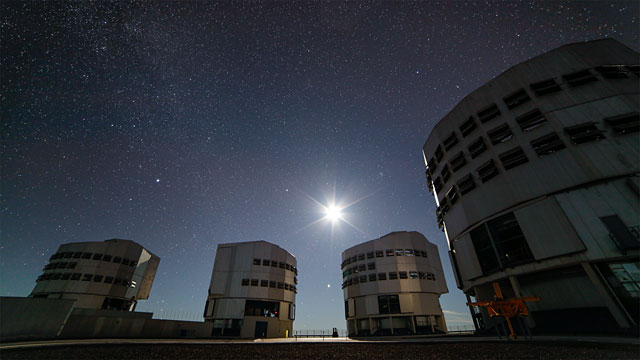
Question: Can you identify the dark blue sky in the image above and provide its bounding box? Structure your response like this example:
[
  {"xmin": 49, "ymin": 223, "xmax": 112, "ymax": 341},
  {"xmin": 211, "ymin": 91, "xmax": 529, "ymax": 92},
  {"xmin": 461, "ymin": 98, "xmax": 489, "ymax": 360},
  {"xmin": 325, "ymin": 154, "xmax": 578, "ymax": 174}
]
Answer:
[{"xmin": 1, "ymin": 1, "xmax": 638, "ymax": 329}]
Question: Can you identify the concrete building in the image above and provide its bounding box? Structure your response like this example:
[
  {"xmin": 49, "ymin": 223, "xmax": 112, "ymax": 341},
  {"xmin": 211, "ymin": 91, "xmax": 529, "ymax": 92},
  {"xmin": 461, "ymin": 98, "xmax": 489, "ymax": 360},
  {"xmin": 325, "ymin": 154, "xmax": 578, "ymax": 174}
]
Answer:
[
  {"xmin": 421, "ymin": 38, "xmax": 639, "ymax": 334},
  {"xmin": 204, "ymin": 241, "xmax": 297, "ymax": 338},
  {"xmin": 30, "ymin": 239, "xmax": 160, "ymax": 311},
  {"xmin": 341, "ymin": 231, "xmax": 448, "ymax": 336}
]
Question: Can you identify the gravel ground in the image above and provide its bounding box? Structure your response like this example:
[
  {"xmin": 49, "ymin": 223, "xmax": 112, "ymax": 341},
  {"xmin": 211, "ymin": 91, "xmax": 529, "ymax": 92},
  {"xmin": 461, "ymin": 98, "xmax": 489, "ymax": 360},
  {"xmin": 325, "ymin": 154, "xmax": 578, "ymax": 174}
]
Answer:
[{"xmin": 2, "ymin": 342, "xmax": 638, "ymax": 360}]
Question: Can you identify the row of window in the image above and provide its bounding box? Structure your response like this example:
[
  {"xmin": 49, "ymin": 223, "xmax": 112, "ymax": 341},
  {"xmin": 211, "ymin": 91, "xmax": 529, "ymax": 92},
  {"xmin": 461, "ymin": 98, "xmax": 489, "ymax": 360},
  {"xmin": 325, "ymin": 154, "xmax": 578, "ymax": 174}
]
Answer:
[
  {"xmin": 341, "ymin": 271, "xmax": 436, "ymax": 289},
  {"xmin": 341, "ymin": 249, "xmax": 428, "ymax": 269},
  {"xmin": 240, "ymin": 278, "xmax": 297, "ymax": 293},
  {"xmin": 432, "ymin": 112, "xmax": 639, "ymax": 228},
  {"xmin": 345, "ymin": 294, "xmax": 402, "ymax": 318},
  {"xmin": 252, "ymin": 258, "xmax": 298, "ymax": 275},
  {"xmin": 426, "ymin": 63, "xmax": 639, "ymax": 175},
  {"xmin": 36, "ymin": 272, "xmax": 136, "ymax": 287},
  {"xmin": 48, "ymin": 252, "xmax": 138, "ymax": 267}
]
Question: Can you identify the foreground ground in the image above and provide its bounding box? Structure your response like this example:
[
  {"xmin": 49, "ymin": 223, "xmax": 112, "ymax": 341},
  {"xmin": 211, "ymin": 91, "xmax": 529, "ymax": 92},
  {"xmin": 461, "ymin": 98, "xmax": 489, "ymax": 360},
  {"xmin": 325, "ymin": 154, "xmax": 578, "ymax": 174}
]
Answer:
[{"xmin": 2, "ymin": 341, "xmax": 639, "ymax": 360}]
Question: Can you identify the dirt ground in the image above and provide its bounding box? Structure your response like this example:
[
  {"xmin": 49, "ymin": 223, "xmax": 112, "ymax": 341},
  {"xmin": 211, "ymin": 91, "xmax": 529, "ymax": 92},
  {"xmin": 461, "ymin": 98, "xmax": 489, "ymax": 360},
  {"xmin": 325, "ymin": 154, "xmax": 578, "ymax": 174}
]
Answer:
[{"xmin": 2, "ymin": 341, "xmax": 639, "ymax": 360}]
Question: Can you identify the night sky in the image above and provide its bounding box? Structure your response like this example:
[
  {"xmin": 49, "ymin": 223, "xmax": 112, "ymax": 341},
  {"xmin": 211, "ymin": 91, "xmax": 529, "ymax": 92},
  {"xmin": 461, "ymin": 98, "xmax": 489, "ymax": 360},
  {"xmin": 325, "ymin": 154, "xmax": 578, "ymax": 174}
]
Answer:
[{"xmin": 1, "ymin": 1, "xmax": 638, "ymax": 330}]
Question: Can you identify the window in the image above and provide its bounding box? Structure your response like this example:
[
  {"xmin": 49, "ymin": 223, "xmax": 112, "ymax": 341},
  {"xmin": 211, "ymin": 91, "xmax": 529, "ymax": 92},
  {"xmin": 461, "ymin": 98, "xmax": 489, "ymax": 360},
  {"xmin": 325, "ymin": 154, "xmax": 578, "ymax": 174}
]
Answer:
[
  {"xmin": 440, "ymin": 165, "xmax": 451, "ymax": 183},
  {"xmin": 262, "ymin": 259, "xmax": 270, "ymax": 266},
  {"xmin": 413, "ymin": 249, "xmax": 421, "ymax": 257},
  {"xmin": 286, "ymin": 263, "xmax": 292, "ymax": 270},
  {"xmin": 427, "ymin": 273, "xmax": 436, "ymax": 280},
  {"xmin": 244, "ymin": 300, "xmax": 279, "ymax": 317},
  {"xmin": 503, "ymin": 88, "xmax": 531, "ymax": 109},
  {"xmin": 347, "ymin": 279, "xmax": 353, "ymax": 286},
  {"xmin": 269, "ymin": 281, "xmax": 276, "ymax": 288},
  {"xmin": 378, "ymin": 295, "xmax": 401, "ymax": 314},
  {"xmin": 82, "ymin": 252, "xmax": 92, "ymax": 259},
  {"xmin": 563, "ymin": 69, "xmax": 598, "ymax": 87},
  {"xmin": 102, "ymin": 255, "xmax": 112, "ymax": 262},
  {"xmin": 353, "ymin": 277, "xmax": 359, "ymax": 284},
  {"xmin": 604, "ymin": 112, "xmax": 640, "ymax": 135},
  {"xmin": 366, "ymin": 251, "xmax": 374, "ymax": 259},
  {"xmin": 460, "ymin": 117, "xmax": 477, "ymax": 137},
  {"xmin": 277, "ymin": 282, "xmax": 284, "ymax": 289},
  {"xmin": 601, "ymin": 215, "xmax": 640, "ymax": 252},
  {"xmin": 530, "ymin": 78, "xmax": 561, "ymax": 96},
  {"xmin": 375, "ymin": 250, "xmax": 384, "ymax": 258},
  {"xmin": 418, "ymin": 272, "xmax": 426, "ymax": 279},
  {"xmin": 253, "ymin": 258, "xmax": 261, "ymax": 265},
  {"xmin": 51, "ymin": 273, "xmax": 61, "ymax": 280},
  {"xmin": 457, "ymin": 174, "xmax": 476, "ymax": 195},
  {"xmin": 386, "ymin": 249, "xmax": 394, "ymax": 256},
  {"xmin": 468, "ymin": 137, "xmax": 487, "ymax": 159},
  {"xmin": 437, "ymin": 197, "xmax": 450, "ymax": 216},
  {"xmin": 427, "ymin": 157, "xmax": 437, "ymax": 173},
  {"xmin": 260, "ymin": 280, "xmax": 268, "ymax": 287},
  {"xmin": 395, "ymin": 249, "xmax": 404, "ymax": 256},
  {"xmin": 241, "ymin": 279, "xmax": 250, "ymax": 286},
  {"xmin": 434, "ymin": 145, "xmax": 444, "ymax": 162},
  {"xmin": 516, "ymin": 109, "xmax": 547, "ymax": 132},
  {"xmin": 358, "ymin": 264, "xmax": 366, "ymax": 272},
  {"xmin": 399, "ymin": 271, "xmax": 408, "ymax": 279},
  {"xmin": 93, "ymin": 275, "xmax": 103, "ymax": 282},
  {"xmin": 488, "ymin": 124, "xmax": 513, "ymax": 145},
  {"xmin": 251, "ymin": 279, "xmax": 259, "ymax": 286},
  {"xmin": 279, "ymin": 262, "xmax": 285, "ymax": 269},
  {"xmin": 71, "ymin": 273, "xmax": 82, "ymax": 280},
  {"xmin": 359, "ymin": 275, "xmax": 367, "ymax": 283},
  {"xmin": 627, "ymin": 65, "xmax": 639, "ymax": 76},
  {"xmin": 478, "ymin": 104, "xmax": 501, "ymax": 123},
  {"xmin": 420, "ymin": 250, "xmax": 427, "ymax": 257},
  {"xmin": 130, "ymin": 261, "xmax": 137, "ymax": 267},
  {"xmin": 63, "ymin": 252, "xmax": 73, "ymax": 258},
  {"xmin": 60, "ymin": 273, "xmax": 71, "ymax": 280},
  {"xmin": 443, "ymin": 132, "xmax": 458, "ymax": 151},
  {"xmin": 405, "ymin": 249, "xmax": 414, "ymax": 256},
  {"xmin": 271, "ymin": 261, "xmax": 278, "ymax": 268},
  {"xmin": 531, "ymin": 132, "xmax": 565, "ymax": 157},
  {"xmin": 82, "ymin": 274, "xmax": 93, "ymax": 281},
  {"xmin": 378, "ymin": 273, "xmax": 387, "ymax": 280},
  {"xmin": 368, "ymin": 262, "xmax": 376, "ymax": 270},
  {"xmin": 450, "ymin": 152, "xmax": 467, "ymax": 172},
  {"xmin": 433, "ymin": 176, "xmax": 443, "ymax": 193},
  {"xmin": 409, "ymin": 271, "xmax": 419, "ymax": 279},
  {"xmin": 284, "ymin": 283, "xmax": 290, "ymax": 290},
  {"xmin": 345, "ymin": 258, "xmax": 351, "ymax": 265},
  {"xmin": 595, "ymin": 65, "xmax": 629, "ymax": 79},
  {"xmin": 103, "ymin": 276, "xmax": 113, "ymax": 283},
  {"xmin": 67, "ymin": 262, "xmax": 77, "ymax": 269},
  {"xmin": 389, "ymin": 272, "xmax": 398, "ymax": 280},
  {"xmin": 122, "ymin": 259, "xmax": 130, "ymax": 266},
  {"xmin": 446, "ymin": 186, "xmax": 459, "ymax": 205},
  {"xmin": 289, "ymin": 303, "xmax": 296, "ymax": 320},
  {"xmin": 113, "ymin": 257, "xmax": 122, "ymax": 264},
  {"xmin": 499, "ymin": 147, "xmax": 528, "ymax": 170},
  {"xmin": 351, "ymin": 256, "xmax": 357, "ymax": 263},
  {"xmin": 477, "ymin": 159, "xmax": 499, "ymax": 183},
  {"xmin": 357, "ymin": 254, "xmax": 365, "ymax": 261},
  {"xmin": 73, "ymin": 252, "xmax": 82, "ymax": 258},
  {"xmin": 564, "ymin": 122, "xmax": 606, "ymax": 144},
  {"xmin": 471, "ymin": 213, "xmax": 534, "ymax": 275}
]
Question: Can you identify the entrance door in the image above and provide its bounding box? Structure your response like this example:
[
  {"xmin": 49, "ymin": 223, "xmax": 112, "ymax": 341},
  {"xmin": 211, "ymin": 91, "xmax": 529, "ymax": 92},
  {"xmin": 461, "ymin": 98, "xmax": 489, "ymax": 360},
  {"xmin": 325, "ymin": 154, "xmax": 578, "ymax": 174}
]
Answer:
[{"xmin": 254, "ymin": 321, "xmax": 268, "ymax": 338}]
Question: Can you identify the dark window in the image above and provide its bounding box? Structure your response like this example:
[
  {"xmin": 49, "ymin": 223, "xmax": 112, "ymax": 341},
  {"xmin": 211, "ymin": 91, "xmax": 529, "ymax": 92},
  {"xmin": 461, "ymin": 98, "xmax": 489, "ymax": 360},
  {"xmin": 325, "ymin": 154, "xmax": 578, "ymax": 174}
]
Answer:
[
  {"xmin": 286, "ymin": 263, "xmax": 291, "ymax": 270},
  {"xmin": 284, "ymin": 283, "xmax": 290, "ymax": 290},
  {"xmin": 488, "ymin": 124, "xmax": 513, "ymax": 145},
  {"xmin": 375, "ymin": 250, "xmax": 384, "ymax": 257},
  {"xmin": 601, "ymin": 215, "xmax": 640, "ymax": 252},
  {"xmin": 73, "ymin": 252, "xmax": 82, "ymax": 258},
  {"xmin": 516, "ymin": 109, "xmax": 547, "ymax": 132},
  {"xmin": 420, "ymin": 250, "xmax": 427, "ymax": 257},
  {"xmin": 595, "ymin": 65, "xmax": 629, "ymax": 79},
  {"xmin": 386, "ymin": 249, "xmax": 394, "ymax": 256},
  {"xmin": 244, "ymin": 300, "xmax": 279, "ymax": 317},
  {"xmin": 277, "ymin": 282, "xmax": 284, "ymax": 289},
  {"xmin": 113, "ymin": 257, "xmax": 122, "ymax": 264},
  {"xmin": 262, "ymin": 259, "xmax": 270, "ymax": 266},
  {"xmin": 369, "ymin": 273, "xmax": 377, "ymax": 281},
  {"xmin": 389, "ymin": 272, "xmax": 398, "ymax": 280},
  {"xmin": 446, "ymin": 186, "xmax": 459, "ymax": 205},
  {"xmin": 468, "ymin": 137, "xmax": 487, "ymax": 159},
  {"xmin": 359, "ymin": 275, "xmax": 367, "ymax": 283},
  {"xmin": 460, "ymin": 117, "xmax": 477, "ymax": 137},
  {"xmin": 279, "ymin": 262, "xmax": 285, "ymax": 269},
  {"xmin": 499, "ymin": 147, "xmax": 528, "ymax": 170},
  {"xmin": 427, "ymin": 157, "xmax": 437, "ymax": 173},
  {"xmin": 67, "ymin": 262, "xmax": 77, "ymax": 269},
  {"xmin": 477, "ymin": 159, "xmax": 499, "ymax": 183},
  {"xmin": 260, "ymin": 280, "xmax": 268, "ymax": 287},
  {"xmin": 347, "ymin": 279, "xmax": 353, "ymax": 286},
  {"xmin": 63, "ymin": 252, "xmax": 73, "ymax": 258},
  {"xmin": 71, "ymin": 273, "xmax": 81, "ymax": 280},
  {"xmin": 104, "ymin": 276, "xmax": 114, "ymax": 283},
  {"xmin": 93, "ymin": 253, "xmax": 103, "ymax": 261},
  {"xmin": 82, "ymin": 252, "xmax": 92, "ymax": 259},
  {"xmin": 130, "ymin": 261, "xmax": 137, "ymax": 267},
  {"xmin": 433, "ymin": 177, "xmax": 443, "ymax": 193},
  {"xmin": 345, "ymin": 301, "xmax": 349, "ymax": 319},
  {"xmin": 61, "ymin": 273, "xmax": 71, "ymax": 280},
  {"xmin": 358, "ymin": 264, "xmax": 366, "ymax": 272},
  {"xmin": 399, "ymin": 271, "xmax": 408, "ymax": 279},
  {"xmin": 477, "ymin": 104, "xmax": 501, "ymax": 123},
  {"xmin": 271, "ymin": 261, "xmax": 278, "ymax": 268},
  {"xmin": 443, "ymin": 132, "xmax": 458, "ymax": 151},
  {"xmin": 366, "ymin": 251, "xmax": 374, "ymax": 259},
  {"xmin": 368, "ymin": 262, "xmax": 376, "ymax": 270},
  {"xmin": 351, "ymin": 256, "xmax": 357, "ymax": 263},
  {"xmin": 345, "ymin": 258, "xmax": 351, "ymax": 265},
  {"xmin": 51, "ymin": 273, "xmax": 61, "ymax": 280},
  {"xmin": 503, "ymin": 88, "xmax": 531, "ymax": 109},
  {"xmin": 563, "ymin": 69, "xmax": 598, "ymax": 87},
  {"xmin": 450, "ymin": 152, "xmax": 467, "ymax": 172},
  {"xmin": 438, "ymin": 197, "xmax": 450, "ymax": 216},
  {"xmin": 409, "ymin": 271, "xmax": 419, "ymax": 279},
  {"xmin": 122, "ymin": 259, "xmax": 130, "ymax": 266},
  {"xmin": 241, "ymin": 279, "xmax": 250, "ymax": 286},
  {"xmin": 627, "ymin": 65, "xmax": 639, "ymax": 76},
  {"xmin": 357, "ymin": 253, "xmax": 365, "ymax": 261},
  {"xmin": 269, "ymin": 281, "xmax": 276, "ymax": 288},
  {"xmin": 434, "ymin": 145, "xmax": 444, "ymax": 162},
  {"xmin": 93, "ymin": 275, "xmax": 103, "ymax": 282},
  {"xmin": 440, "ymin": 165, "xmax": 451, "ymax": 183},
  {"xmin": 253, "ymin": 258, "xmax": 261, "ymax": 265},
  {"xmin": 353, "ymin": 277, "xmax": 359, "ymax": 284},
  {"xmin": 418, "ymin": 272, "xmax": 426, "ymax": 279},
  {"xmin": 457, "ymin": 174, "xmax": 476, "ymax": 195},
  {"xmin": 378, "ymin": 295, "xmax": 401, "ymax": 314},
  {"xmin": 378, "ymin": 273, "xmax": 387, "ymax": 280},
  {"xmin": 530, "ymin": 78, "xmax": 561, "ymax": 96},
  {"xmin": 604, "ymin": 112, "xmax": 640, "ymax": 135},
  {"xmin": 531, "ymin": 132, "xmax": 566, "ymax": 157},
  {"xmin": 102, "ymin": 255, "xmax": 112, "ymax": 262},
  {"xmin": 251, "ymin": 279, "xmax": 259, "ymax": 286},
  {"xmin": 564, "ymin": 122, "xmax": 606, "ymax": 144},
  {"xmin": 82, "ymin": 274, "xmax": 93, "ymax": 281},
  {"xmin": 395, "ymin": 249, "xmax": 404, "ymax": 256},
  {"xmin": 405, "ymin": 249, "xmax": 414, "ymax": 256}
]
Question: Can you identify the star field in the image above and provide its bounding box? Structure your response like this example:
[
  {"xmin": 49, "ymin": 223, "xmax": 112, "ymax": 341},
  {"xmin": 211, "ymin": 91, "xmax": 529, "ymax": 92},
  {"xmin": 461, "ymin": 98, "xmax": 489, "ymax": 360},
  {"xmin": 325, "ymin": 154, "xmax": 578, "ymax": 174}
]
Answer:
[{"xmin": 1, "ymin": 1, "xmax": 638, "ymax": 329}]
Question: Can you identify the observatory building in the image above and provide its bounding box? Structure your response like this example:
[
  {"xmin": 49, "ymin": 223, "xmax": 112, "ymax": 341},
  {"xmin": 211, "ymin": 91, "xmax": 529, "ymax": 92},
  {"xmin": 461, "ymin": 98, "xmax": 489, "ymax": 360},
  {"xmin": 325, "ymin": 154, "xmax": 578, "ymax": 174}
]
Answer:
[
  {"xmin": 30, "ymin": 239, "xmax": 160, "ymax": 311},
  {"xmin": 422, "ymin": 38, "xmax": 639, "ymax": 334},
  {"xmin": 341, "ymin": 231, "xmax": 448, "ymax": 336},
  {"xmin": 204, "ymin": 241, "xmax": 297, "ymax": 338}
]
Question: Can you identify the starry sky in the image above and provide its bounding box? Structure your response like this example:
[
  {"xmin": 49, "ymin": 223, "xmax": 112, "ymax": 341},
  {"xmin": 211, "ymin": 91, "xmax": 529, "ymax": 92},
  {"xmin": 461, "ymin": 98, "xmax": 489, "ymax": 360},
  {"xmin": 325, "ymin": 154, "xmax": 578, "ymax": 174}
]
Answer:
[{"xmin": 1, "ymin": 1, "xmax": 638, "ymax": 330}]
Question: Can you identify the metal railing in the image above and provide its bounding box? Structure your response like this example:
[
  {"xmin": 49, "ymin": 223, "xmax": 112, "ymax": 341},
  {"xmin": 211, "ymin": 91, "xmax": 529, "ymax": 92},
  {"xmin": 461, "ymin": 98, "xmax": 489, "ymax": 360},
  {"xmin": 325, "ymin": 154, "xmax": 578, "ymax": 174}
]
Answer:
[{"xmin": 294, "ymin": 329, "xmax": 347, "ymax": 338}]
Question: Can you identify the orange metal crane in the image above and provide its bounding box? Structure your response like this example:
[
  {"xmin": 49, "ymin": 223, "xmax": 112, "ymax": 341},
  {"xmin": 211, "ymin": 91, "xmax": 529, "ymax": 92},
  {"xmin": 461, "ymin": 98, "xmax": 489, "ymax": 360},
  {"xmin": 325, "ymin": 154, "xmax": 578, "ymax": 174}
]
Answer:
[{"xmin": 467, "ymin": 282, "xmax": 540, "ymax": 339}]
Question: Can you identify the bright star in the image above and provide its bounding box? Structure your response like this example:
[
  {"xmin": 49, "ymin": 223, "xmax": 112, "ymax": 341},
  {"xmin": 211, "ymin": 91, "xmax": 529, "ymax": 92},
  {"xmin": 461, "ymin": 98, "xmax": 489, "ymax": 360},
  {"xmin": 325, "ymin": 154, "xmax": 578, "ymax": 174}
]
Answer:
[{"xmin": 324, "ymin": 204, "xmax": 343, "ymax": 222}]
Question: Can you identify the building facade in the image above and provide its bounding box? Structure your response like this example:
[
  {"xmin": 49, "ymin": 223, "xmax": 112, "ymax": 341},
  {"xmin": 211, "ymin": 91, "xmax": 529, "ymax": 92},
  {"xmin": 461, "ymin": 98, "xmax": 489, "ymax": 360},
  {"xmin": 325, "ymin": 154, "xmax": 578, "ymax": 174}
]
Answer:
[
  {"xmin": 421, "ymin": 38, "xmax": 639, "ymax": 334},
  {"xmin": 341, "ymin": 231, "xmax": 448, "ymax": 336},
  {"xmin": 204, "ymin": 241, "xmax": 297, "ymax": 338},
  {"xmin": 30, "ymin": 239, "xmax": 160, "ymax": 311}
]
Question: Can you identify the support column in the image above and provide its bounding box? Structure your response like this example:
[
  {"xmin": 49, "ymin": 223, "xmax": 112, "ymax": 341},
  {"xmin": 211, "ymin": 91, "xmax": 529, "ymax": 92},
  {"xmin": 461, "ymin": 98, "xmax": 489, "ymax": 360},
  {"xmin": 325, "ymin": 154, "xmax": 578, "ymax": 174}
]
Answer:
[
  {"xmin": 411, "ymin": 315, "xmax": 416, "ymax": 334},
  {"xmin": 508, "ymin": 276, "xmax": 536, "ymax": 329},
  {"xmin": 465, "ymin": 292, "xmax": 480, "ymax": 332},
  {"xmin": 389, "ymin": 316, "xmax": 394, "ymax": 335},
  {"xmin": 582, "ymin": 262, "xmax": 631, "ymax": 329}
]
